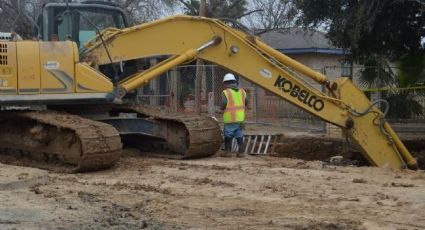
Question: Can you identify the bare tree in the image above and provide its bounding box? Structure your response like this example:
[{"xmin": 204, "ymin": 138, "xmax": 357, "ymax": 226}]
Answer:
[
  {"xmin": 0, "ymin": 0, "xmax": 180, "ymax": 37},
  {"xmin": 194, "ymin": 0, "xmax": 207, "ymax": 114},
  {"xmin": 176, "ymin": 0, "xmax": 248, "ymax": 19},
  {"xmin": 0, "ymin": 0, "xmax": 52, "ymax": 38},
  {"xmin": 115, "ymin": 0, "xmax": 179, "ymax": 24},
  {"xmin": 244, "ymin": 0, "xmax": 299, "ymax": 35}
]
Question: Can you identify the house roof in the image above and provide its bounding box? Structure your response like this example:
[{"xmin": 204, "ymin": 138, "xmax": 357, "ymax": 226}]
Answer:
[{"xmin": 259, "ymin": 28, "xmax": 347, "ymax": 55}]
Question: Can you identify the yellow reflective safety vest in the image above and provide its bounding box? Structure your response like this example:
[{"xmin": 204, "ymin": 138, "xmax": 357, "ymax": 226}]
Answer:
[{"xmin": 223, "ymin": 88, "xmax": 246, "ymax": 123}]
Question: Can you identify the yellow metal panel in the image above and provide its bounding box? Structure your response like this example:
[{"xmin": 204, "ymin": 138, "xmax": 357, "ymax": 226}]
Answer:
[
  {"xmin": 75, "ymin": 63, "xmax": 113, "ymax": 93},
  {"xmin": 17, "ymin": 41, "xmax": 41, "ymax": 94},
  {"xmin": 39, "ymin": 41, "xmax": 75, "ymax": 93},
  {"xmin": 0, "ymin": 42, "xmax": 17, "ymax": 94}
]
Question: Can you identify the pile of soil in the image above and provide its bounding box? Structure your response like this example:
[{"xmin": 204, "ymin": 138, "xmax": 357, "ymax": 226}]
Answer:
[{"xmin": 273, "ymin": 135, "xmax": 366, "ymax": 164}]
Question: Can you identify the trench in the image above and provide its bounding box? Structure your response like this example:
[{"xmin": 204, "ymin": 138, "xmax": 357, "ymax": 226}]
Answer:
[{"xmin": 273, "ymin": 135, "xmax": 425, "ymax": 169}]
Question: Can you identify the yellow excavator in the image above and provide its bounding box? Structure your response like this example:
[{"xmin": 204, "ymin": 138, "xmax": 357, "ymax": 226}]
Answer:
[{"xmin": 0, "ymin": 1, "xmax": 418, "ymax": 172}]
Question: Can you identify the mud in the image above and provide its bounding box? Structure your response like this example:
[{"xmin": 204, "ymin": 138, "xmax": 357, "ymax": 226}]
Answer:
[
  {"xmin": 273, "ymin": 134, "xmax": 425, "ymax": 169},
  {"xmin": 403, "ymin": 140, "xmax": 425, "ymax": 169},
  {"xmin": 0, "ymin": 111, "xmax": 122, "ymax": 172},
  {"xmin": 1, "ymin": 149, "xmax": 425, "ymax": 229},
  {"xmin": 0, "ymin": 165, "xmax": 48, "ymax": 191},
  {"xmin": 274, "ymin": 135, "xmax": 359, "ymax": 161}
]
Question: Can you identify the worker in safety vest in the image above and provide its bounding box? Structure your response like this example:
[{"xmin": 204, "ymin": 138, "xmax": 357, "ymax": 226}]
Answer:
[{"xmin": 220, "ymin": 73, "xmax": 248, "ymax": 157}]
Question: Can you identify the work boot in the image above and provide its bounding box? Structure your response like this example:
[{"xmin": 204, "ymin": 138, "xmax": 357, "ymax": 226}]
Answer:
[
  {"xmin": 221, "ymin": 138, "xmax": 233, "ymax": 157},
  {"xmin": 236, "ymin": 137, "xmax": 245, "ymax": 158},
  {"xmin": 236, "ymin": 152, "xmax": 245, "ymax": 158},
  {"xmin": 220, "ymin": 150, "xmax": 232, "ymax": 157}
]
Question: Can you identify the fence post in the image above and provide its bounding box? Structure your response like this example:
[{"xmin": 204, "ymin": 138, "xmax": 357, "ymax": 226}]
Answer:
[
  {"xmin": 170, "ymin": 68, "xmax": 180, "ymax": 112},
  {"xmin": 202, "ymin": 66, "xmax": 207, "ymax": 101},
  {"xmin": 212, "ymin": 66, "xmax": 216, "ymax": 110},
  {"xmin": 195, "ymin": 63, "xmax": 203, "ymax": 114},
  {"xmin": 149, "ymin": 58, "xmax": 160, "ymax": 106},
  {"xmin": 208, "ymin": 92, "xmax": 215, "ymax": 117},
  {"xmin": 322, "ymin": 66, "xmax": 328, "ymax": 133},
  {"xmin": 254, "ymin": 85, "xmax": 258, "ymax": 123}
]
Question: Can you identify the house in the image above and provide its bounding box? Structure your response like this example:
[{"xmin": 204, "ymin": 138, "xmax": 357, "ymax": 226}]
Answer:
[{"xmin": 262, "ymin": 28, "xmax": 353, "ymax": 82}]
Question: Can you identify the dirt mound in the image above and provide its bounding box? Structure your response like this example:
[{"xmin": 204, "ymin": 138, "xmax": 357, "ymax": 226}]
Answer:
[
  {"xmin": 403, "ymin": 139, "xmax": 425, "ymax": 169},
  {"xmin": 273, "ymin": 135, "xmax": 425, "ymax": 169},
  {"xmin": 273, "ymin": 135, "xmax": 365, "ymax": 164},
  {"xmin": 285, "ymin": 219, "xmax": 365, "ymax": 230}
]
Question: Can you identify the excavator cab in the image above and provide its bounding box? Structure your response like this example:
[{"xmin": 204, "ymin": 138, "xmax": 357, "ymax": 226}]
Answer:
[
  {"xmin": 35, "ymin": 1, "xmax": 139, "ymax": 86},
  {"xmin": 36, "ymin": 1, "xmax": 129, "ymax": 47}
]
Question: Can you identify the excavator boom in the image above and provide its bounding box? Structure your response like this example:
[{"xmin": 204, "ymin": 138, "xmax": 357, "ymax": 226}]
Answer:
[{"xmin": 83, "ymin": 15, "xmax": 417, "ymax": 170}]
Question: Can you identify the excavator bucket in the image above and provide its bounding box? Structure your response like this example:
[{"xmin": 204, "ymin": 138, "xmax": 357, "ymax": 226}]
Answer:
[{"xmin": 335, "ymin": 78, "xmax": 417, "ymax": 169}]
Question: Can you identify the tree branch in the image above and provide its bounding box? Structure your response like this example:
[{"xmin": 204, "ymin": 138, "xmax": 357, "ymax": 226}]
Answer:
[
  {"xmin": 235, "ymin": 9, "xmax": 263, "ymax": 19},
  {"xmin": 121, "ymin": 0, "xmax": 138, "ymax": 8},
  {"xmin": 228, "ymin": 0, "xmax": 244, "ymax": 11},
  {"xmin": 177, "ymin": 0, "xmax": 198, "ymax": 15}
]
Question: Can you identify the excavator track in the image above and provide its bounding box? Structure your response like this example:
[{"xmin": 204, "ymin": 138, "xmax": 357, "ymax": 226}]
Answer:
[
  {"xmin": 0, "ymin": 110, "xmax": 122, "ymax": 173},
  {"xmin": 113, "ymin": 105, "xmax": 222, "ymax": 158}
]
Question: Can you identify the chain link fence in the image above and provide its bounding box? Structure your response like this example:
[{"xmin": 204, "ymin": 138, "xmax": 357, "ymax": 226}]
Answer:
[
  {"xmin": 135, "ymin": 64, "xmax": 325, "ymax": 132},
  {"xmin": 135, "ymin": 64, "xmax": 425, "ymax": 136},
  {"xmin": 136, "ymin": 65, "xmax": 224, "ymax": 114}
]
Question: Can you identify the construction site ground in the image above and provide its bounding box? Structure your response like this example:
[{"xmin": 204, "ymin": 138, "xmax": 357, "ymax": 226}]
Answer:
[{"xmin": 1, "ymin": 123, "xmax": 425, "ymax": 230}]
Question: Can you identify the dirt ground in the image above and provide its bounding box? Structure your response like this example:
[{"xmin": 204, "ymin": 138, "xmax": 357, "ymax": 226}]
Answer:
[{"xmin": 1, "ymin": 148, "xmax": 425, "ymax": 230}]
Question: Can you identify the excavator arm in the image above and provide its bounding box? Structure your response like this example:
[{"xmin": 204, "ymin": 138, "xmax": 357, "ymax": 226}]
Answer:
[{"xmin": 82, "ymin": 15, "xmax": 417, "ymax": 170}]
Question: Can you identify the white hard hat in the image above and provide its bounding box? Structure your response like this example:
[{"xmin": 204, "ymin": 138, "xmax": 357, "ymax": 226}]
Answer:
[{"xmin": 223, "ymin": 73, "xmax": 236, "ymax": 82}]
